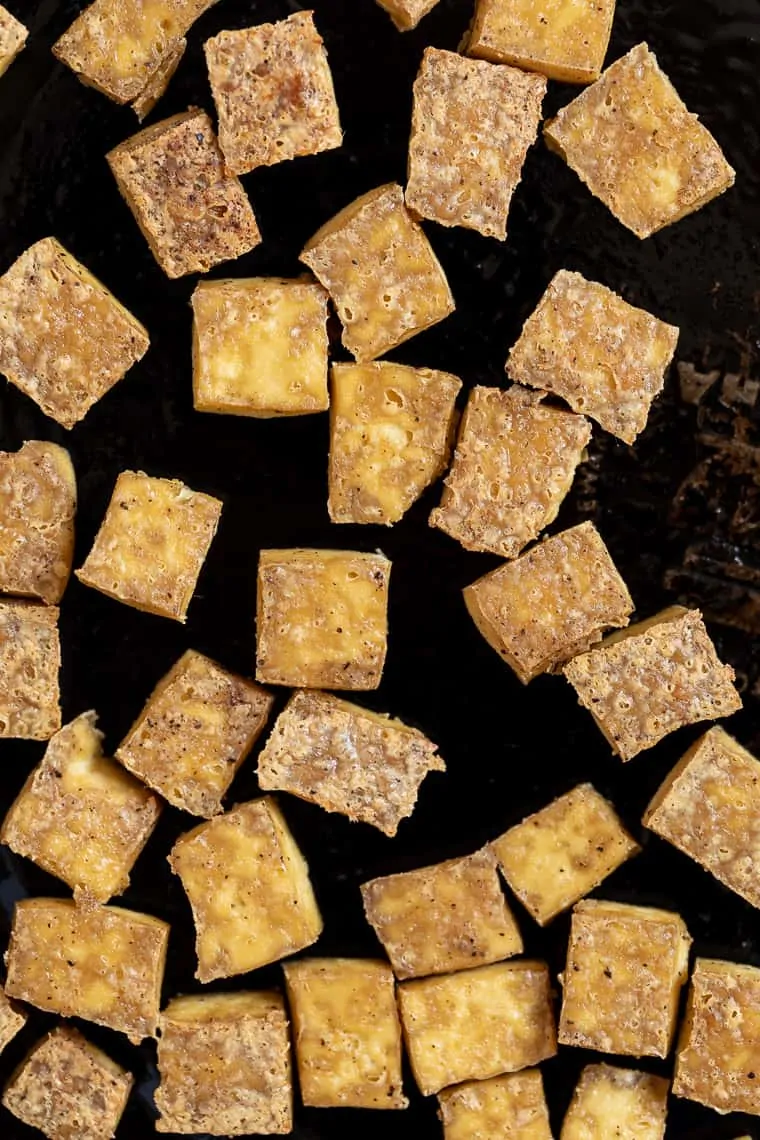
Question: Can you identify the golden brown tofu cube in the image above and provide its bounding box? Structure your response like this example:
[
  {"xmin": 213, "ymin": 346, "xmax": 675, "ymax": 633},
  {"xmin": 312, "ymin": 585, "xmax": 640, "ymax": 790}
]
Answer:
[
  {"xmin": 0, "ymin": 600, "xmax": 61, "ymax": 740},
  {"xmin": 506, "ymin": 270, "xmax": 680, "ymax": 443},
  {"xmin": 544, "ymin": 43, "xmax": 735, "ymax": 238},
  {"xmin": 205, "ymin": 12, "xmax": 342, "ymax": 176},
  {"xmin": 257, "ymin": 689, "xmax": 444, "ymax": 837},
  {"xmin": 107, "ymin": 110, "xmax": 261, "ymax": 279},
  {"xmin": 256, "ymin": 548, "xmax": 390, "ymax": 690},
  {"xmin": 168, "ymin": 797, "xmax": 322, "ymax": 982},
  {"xmin": 398, "ymin": 961, "xmax": 556, "ymax": 1095},
  {"xmin": 559, "ymin": 899, "xmax": 691, "ymax": 1058},
  {"xmin": 0, "ymin": 5, "xmax": 27, "ymax": 77},
  {"xmin": 284, "ymin": 958, "xmax": 406, "ymax": 1109},
  {"xmin": 76, "ymin": 470, "xmax": 222, "ymax": 623},
  {"xmin": 132, "ymin": 36, "xmax": 187, "ymax": 122},
  {"xmin": 438, "ymin": 1070, "xmax": 552, "ymax": 1140},
  {"xmin": 301, "ymin": 183, "xmax": 455, "ymax": 361},
  {"xmin": 0, "ymin": 237, "xmax": 149, "ymax": 429},
  {"xmin": 430, "ymin": 385, "xmax": 591, "ymax": 558},
  {"xmin": 116, "ymin": 649, "xmax": 273, "ymax": 818},
  {"xmin": 155, "ymin": 991, "xmax": 292, "ymax": 1135},
  {"xmin": 374, "ymin": 0, "xmax": 440, "ymax": 31},
  {"xmin": 0, "ymin": 989, "xmax": 26, "ymax": 1054},
  {"xmin": 406, "ymin": 49, "xmax": 546, "ymax": 241},
  {"xmin": 192, "ymin": 277, "xmax": 329, "ymax": 417},
  {"xmin": 4, "ymin": 897, "xmax": 169, "ymax": 1041},
  {"xmin": 560, "ymin": 1063, "xmax": 669, "ymax": 1140},
  {"xmin": 563, "ymin": 606, "xmax": 742, "ymax": 761}
]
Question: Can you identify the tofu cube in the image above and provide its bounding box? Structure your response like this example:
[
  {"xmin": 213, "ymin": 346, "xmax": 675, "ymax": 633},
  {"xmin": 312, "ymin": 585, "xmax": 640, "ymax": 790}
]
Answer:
[
  {"xmin": 116, "ymin": 649, "xmax": 273, "ymax": 818},
  {"xmin": 155, "ymin": 991, "xmax": 292, "ymax": 1135},
  {"xmin": 430, "ymin": 385, "xmax": 591, "ymax": 558},
  {"xmin": 301, "ymin": 183, "xmax": 455, "ymax": 362},
  {"xmin": 257, "ymin": 689, "xmax": 444, "ymax": 837},
  {"xmin": 560, "ymin": 1063, "xmax": 669, "ymax": 1140},
  {"xmin": 438, "ymin": 1070, "xmax": 552, "ymax": 1140},
  {"xmin": 0, "ymin": 5, "xmax": 27, "ymax": 77},
  {"xmin": 374, "ymin": 0, "xmax": 440, "ymax": 32},
  {"xmin": 0, "ymin": 600, "xmax": 61, "ymax": 740},
  {"xmin": 398, "ymin": 960, "xmax": 556, "ymax": 1095},
  {"xmin": 4, "ymin": 897, "xmax": 169, "ymax": 1041},
  {"xmin": 506, "ymin": 270, "xmax": 680, "ymax": 443},
  {"xmin": 107, "ymin": 110, "xmax": 261, "ymax": 279},
  {"xmin": 168, "ymin": 797, "xmax": 323, "ymax": 982},
  {"xmin": 256, "ymin": 548, "xmax": 390, "ymax": 690},
  {"xmin": 0, "ymin": 989, "xmax": 26, "ymax": 1054},
  {"xmin": 132, "ymin": 36, "xmax": 187, "ymax": 122},
  {"xmin": 406, "ymin": 49, "xmax": 546, "ymax": 241},
  {"xmin": 544, "ymin": 43, "xmax": 735, "ymax": 238},
  {"xmin": 558, "ymin": 899, "xmax": 691, "ymax": 1058},
  {"xmin": 329, "ymin": 361, "xmax": 461, "ymax": 525},
  {"xmin": 563, "ymin": 606, "xmax": 742, "ymax": 761},
  {"xmin": 0, "ymin": 237, "xmax": 149, "ymax": 429},
  {"xmin": 284, "ymin": 957, "xmax": 407, "ymax": 1109},
  {"xmin": 76, "ymin": 470, "xmax": 222, "ymax": 623}
]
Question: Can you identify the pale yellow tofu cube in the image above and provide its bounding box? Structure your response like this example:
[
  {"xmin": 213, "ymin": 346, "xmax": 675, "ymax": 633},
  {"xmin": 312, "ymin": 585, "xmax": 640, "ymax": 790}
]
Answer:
[
  {"xmin": 560, "ymin": 1063, "xmax": 669, "ymax": 1140},
  {"xmin": 0, "ymin": 600, "xmax": 61, "ymax": 740},
  {"xmin": 438, "ymin": 1070, "xmax": 552, "ymax": 1140},
  {"xmin": 0, "ymin": 5, "xmax": 27, "ymax": 77},
  {"xmin": 374, "ymin": 0, "xmax": 440, "ymax": 31},
  {"xmin": 0, "ymin": 988, "xmax": 26, "ymax": 1054}
]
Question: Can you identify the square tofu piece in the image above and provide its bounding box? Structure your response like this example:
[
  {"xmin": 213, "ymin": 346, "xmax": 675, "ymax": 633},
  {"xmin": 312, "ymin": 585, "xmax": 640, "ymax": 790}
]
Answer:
[
  {"xmin": 76, "ymin": 470, "xmax": 222, "ymax": 623},
  {"xmin": 0, "ymin": 989, "xmax": 26, "ymax": 1054},
  {"xmin": 563, "ymin": 606, "xmax": 742, "ymax": 761},
  {"xmin": 301, "ymin": 183, "xmax": 455, "ymax": 361},
  {"xmin": 257, "ymin": 689, "xmax": 444, "ymax": 837},
  {"xmin": 561, "ymin": 1063, "xmax": 669, "ymax": 1140},
  {"xmin": 256, "ymin": 548, "xmax": 390, "ymax": 690},
  {"xmin": 0, "ymin": 601, "xmax": 60, "ymax": 740},
  {"xmin": 155, "ymin": 992, "xmax": 292, "ymax": 1135},
  {"xmin": 506, "ymin": 270, "xmax": 680, "ymax": 443},
  {"xmin": 116, "ymin": 649, "xmax": 273, "ymax": 817},
  {"xmin": 558, "ymin": 899, "xmax": 691, "ymax": 1058},
  {"xmin": 492, "ymin": 783, "xmax": 639, "ymax": 925},
  {"xmin": 0, "ymin": 6, "xmax": 27, "ymax": 77},
  {"xmin": 406, "ymin": 49, "xmax": 546, "ymax": 241},
  {"xmin": 544, "ymin": 43, "xmax": 735, "ymax": 238},
  {"xmin": 439, "ymin": 1070, "xmax": 552, "ymax": 1140},
  {"xmin": 398, "ymin": 961, "xmax": 556, "ymax": 1095},
  {"xmin": 168, "ymin": 797, "xmax": 322, "ymax": 982},
  {"xmin": 375, "ymin": 0, "xmax": 439, "ymax": 32},
  {"xmin": 361, "ymin": 847, "xmax": 523, "ymax": 978},
  {"xmin": 0, "ymin": 237, "xmax": 149, "ymax": 429},
  {"xmin": 107, "ymin": 110, "xmax": 261, "ymax": 279},
  {"xmin": 192, "ymin": 277, "xmax": 329, "ymax": 418},
  {"xmin": 205, "ymin": 12, "xmax": 342, "ymax": 176},
  {"xmin": 464, "ymin": 522, "xmax": 633, "ymax": 684},
  {"xmin": 4, "ymin": 897, "xmax": 169, "ymax": 1041},
  {"xmin": 430, "ymin": 385, "xmax": 591, "ymax": 558}
]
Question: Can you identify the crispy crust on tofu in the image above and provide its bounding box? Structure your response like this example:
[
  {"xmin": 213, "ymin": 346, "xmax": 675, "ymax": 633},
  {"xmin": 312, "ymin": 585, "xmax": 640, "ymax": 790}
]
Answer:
[
  {"xmin": 132, "ymin": 36, "xmax": 187, "ymax": 122},
  {"xmin": 375, "ymin": 0, "xmax": 440, "ymax": 31},
  {"xmin": 438, "ymin": 1070, "xmax": 552, "ymax": 1140},
  {"xmin": 560, "ymin": 1063, "xmax": 669, "ymax": 1140},
  {"xmin": 0, "ymin": 6, "xmax": 27, "ymax": 77},
  {"xmin": 0, "ymin": 600, "xmax": 61, "ymax": 740},
  {"xmin": 0, "ymin": 989, "xmax": 26, "ymax": 1055}
]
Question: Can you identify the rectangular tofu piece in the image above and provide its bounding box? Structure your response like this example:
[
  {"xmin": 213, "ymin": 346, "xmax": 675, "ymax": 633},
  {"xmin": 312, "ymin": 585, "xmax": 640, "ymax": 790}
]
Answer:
[
  {"xmin": 430, "ymin": 385, "xmax": 591, "ymax": 558},
  {"xmin": 0, "ymin": 237, "xmax": 149, "ymax": 429},
  {"xmin": 256, "ymin": 548, "xmax": 390, "ymax": 690},
  {"xmin": 168, "ymin": 797, "xmax": 322, "ymax": 982},
  {"xmin": 406, "ymin": 49, "xmax": 546, "ymax": 240},
  {"xmin": 560, "ymin": 1063, "xmax": 669, "ymax": 1140},
  {"xmin": 0, "ymin": 5, "xmax": 27, "ymax": 76},
  {"xmin": 0, "ymin": 989, "xmax": 26, "ymax": 1054},
  {"xmin": 0, "ymin": 600, "xmax": 61, "ymax": 740},
  {"xmin": 4, "ymin": 897, "xmax": 169, "ymax": 1041},
  {"xmin": 563, "ymin": 606, "xmax": 742, "ymax": 761},
  {"xmin": 375, "ymin": 0, "xmax": 440, "ymax": 31},
  {"xmin": 438, "ymin": 1070, "xmax": 552, "ymax": 1140},
  {"xmin": 558, "ymin": 899, "xmax": 691, "ymax": 1058},
  {"xmin": 257, "ymin": 689, "xmax": 444, "ymax": 837},
  {"xmin": 156, "ymin": 991, "xmax": 292, "ymax": 1135},
  {"xmin": 544, "ymin": 43, "xmax": 735, "ymax": 238},
  {"xmin": 491, "ymin": 783, "xmax": 639, "ymax": 925},
  {"xmin": 284, "ymin": 958, "xmax": 407, "ymax": 1109},
  {"xmin": 329, "ymin": 361, "xmax": 461, "ymax": 525},
  {"xmin": 506, "ymin": 270, "xmax": 680, "ymax": 443},
  {"xmin": 301, "ymin": 183, "xmax": 455, "ymax": 361},
  {"xmin": 76, "ymin": 470, "xmax": 222, "ymax": 623}
]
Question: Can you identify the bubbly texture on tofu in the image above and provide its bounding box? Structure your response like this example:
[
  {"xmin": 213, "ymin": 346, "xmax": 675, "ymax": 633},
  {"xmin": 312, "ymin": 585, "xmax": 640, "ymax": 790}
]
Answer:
[
  {"xmin": 439, "ymin": 1070, "xmax": 552, "ymax": 1140},
  {"xmin": 132, "ymin": 36, "xmax": 187, "ymax": 122},
  {"xmin": 0, "ymin": 989, "xmax": 26, "ymax": 1054},
  {"xmin": 284, "ymin": 958, "xmax": 407, "ymax": 1109},
  {"xmin": 560, "ymin": 1063, "xmax": 669, "ymax": 1140},
  {"xmin": 301, "ymin": 183, "xmax": 455, "ymax": 361},
  {"xmin": 0, "ymin": 600, "xmax": 61, "ymax": 740},
  {"xmin": 0, "ymin": 5, "xmax": 27, "ymax": 77},
  {"xmin": 374, "ymin": 0, "xmax": 440, "ymax": 31},
  {"xmin": 544, "ymin": 43, "xmax": 735, "ymax": 238}
]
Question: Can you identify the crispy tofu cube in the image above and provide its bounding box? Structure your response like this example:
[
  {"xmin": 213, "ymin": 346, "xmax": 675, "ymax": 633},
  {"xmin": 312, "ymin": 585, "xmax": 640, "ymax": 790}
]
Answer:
[
  {"xmin": 107, "ymin": 110, "xmax": 261, "ymax": 279},
  {"xmin": 0, "ymin": 989, "xmax": 26, "ymax": 1054},
  {"xmin": 406, "ymin": 49, "xmax": 546, "ymax": 241},
  {"xmin": 192, "ymin": 277, "xmax": 329, "ymax": 418},
  {"xmin": 398, "ymin": 961, "xmax": 556, "ymax": 1095},
  {"xmin": 0, "ymin": 237, "xmax": 149, "ymax": 429},
  {"xmin": 430, "ymin": 385, "xmax": 591, "ymax": 558},
  {"xmin": 438, "ymin": 1070, "xmax": 552, "ymax": 1140},
  {"xmin": 155, "ymin": 991, "xmax": 292, "ymax": 1135},
  {"xmin": 4, "ymin": 897, "xmax": 169, "ymax": 1041},
  {"xmin": 132, "ymin": 36, "xmax": 187, "ymax": 122},
  {"xmin": 116, "ymin": 649, "xmax": 273, "ymax": 818},
  {"xmin": 301, "ymin": 183, "xmax": 455, "ymax": 362},
  {"xmin": 256, "ymin": 548, "xmax": 390, "ymax": 690},
  {"xmin": 544, "ymin": 44, "xmax": 735, "ymax": 238},
  {"xmin": 168, "ymin": 797, "xmax": 322, "ymax": 982},
  {"xmin": 0, "ymin": 600, "xmax": 60, "ymax": 740},
  {"xmin": 375, "ymin": 0, "xmax": 440, "ymax": 31},
  {"xmin": 560, "ymin": 1063, "xmax": 669, "ymax": 1140},
  {"xmin": 563, "ymin": 606, "xmax": 742, "ymax": 761},
  {"xmin": 76, "ymin": 470, "xmax": 222, "ymax": 623},
  {"xmin": 558, "ymin": 899, "xmax": 691, "ymax": 1058},
  {"xmin": 257, "ymin": 689, "xmax": 444, "ymax": 836},
  {"xmin": 0, "ymin": 5, "xmax": 27, "ymax": 77},
  {"xmin": 506, "ymin": 270, "xmax": 680, "ymax": 443}
]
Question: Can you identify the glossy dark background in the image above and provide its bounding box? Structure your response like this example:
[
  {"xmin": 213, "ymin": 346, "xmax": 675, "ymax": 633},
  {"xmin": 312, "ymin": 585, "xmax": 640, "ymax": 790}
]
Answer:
[{"xmin": 0, "ymin": 0, "xmax": 759, "ymax": 1136}]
